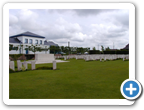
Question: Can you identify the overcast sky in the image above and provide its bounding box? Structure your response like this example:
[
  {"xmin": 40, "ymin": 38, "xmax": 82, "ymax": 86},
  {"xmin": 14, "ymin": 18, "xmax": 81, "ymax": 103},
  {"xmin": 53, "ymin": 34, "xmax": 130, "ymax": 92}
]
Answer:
[{"xmin": 9, "ymin": 9, "xmax": 129, "ymax": 50}]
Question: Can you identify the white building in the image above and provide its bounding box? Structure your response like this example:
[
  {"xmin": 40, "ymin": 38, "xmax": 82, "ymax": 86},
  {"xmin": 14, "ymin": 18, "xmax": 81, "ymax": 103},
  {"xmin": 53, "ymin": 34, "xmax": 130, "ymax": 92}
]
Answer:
[{"xmin": 9, "ymin": 31, "xmax": 58, "ymax": 54}]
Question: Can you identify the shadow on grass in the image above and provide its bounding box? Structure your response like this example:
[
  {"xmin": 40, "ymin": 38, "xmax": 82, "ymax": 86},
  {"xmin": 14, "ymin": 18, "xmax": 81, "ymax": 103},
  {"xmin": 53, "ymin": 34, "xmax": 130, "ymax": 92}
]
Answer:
[{"xmin": 9, "ymin": 66, "xmax": 61, "ymax": 74}]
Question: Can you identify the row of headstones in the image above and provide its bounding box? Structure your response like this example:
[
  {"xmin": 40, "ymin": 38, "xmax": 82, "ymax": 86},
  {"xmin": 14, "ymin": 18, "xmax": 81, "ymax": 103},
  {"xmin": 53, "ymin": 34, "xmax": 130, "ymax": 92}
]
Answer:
[
  {"xmin": 9, "ymin": 60, "xmax": 57, "ymax": 71},
  {"xmin": 84, "ymin": 55, "xmax": 129, "ymax": 61},
  {"xmin": 61, "ymin": 55, "xmax": 129, "ymax": 61},
  {"xmin": 9, "ymin": 60, "xmax": 36, "ymax": 71}
]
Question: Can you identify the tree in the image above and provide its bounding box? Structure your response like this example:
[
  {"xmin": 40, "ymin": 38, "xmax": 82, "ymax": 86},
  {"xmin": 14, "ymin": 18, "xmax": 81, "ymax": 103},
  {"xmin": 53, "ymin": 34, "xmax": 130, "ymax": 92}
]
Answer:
[
  {"xmin": 64, "ymin": 46, "xmax": 69, "ymax": 54},
  {"xmin": 49, "ymin": 46, "xmax": 61, "ymax": 54},
  {"xmin": 105, "ymin": 47, "xmax": 110, "ymax": 51},
  {"xmin": 101, "ymin": 45, "xmax": 104, "ymax": 54},
  {"xmin": 9, "ymin": 44, "xmax": 18, "ymax": 51},
  {"xmin": 76, "ymin": 47, "xmax": 84, "ymax": 54},
  {"xmin": 93, "ymin": 47, "xmax": 96, "ymax": 50},
  {"xmin": 9, "ymin": 44, "xmax": 13, "ymax": 51},
  {"xmin": 25, "ymin": 44, "xmax": 42, "ymax": 54},
  {"xmin": 44, "ymin": 46, "xmax": 49, "ymax": 54},
  {"xmin": 60, "ymin": 46, "xmax": 65, "ymax": 52},
  {"xmin": 55, "ymin": 46, "xmax": 61, "ymax": 54},
  {"xmin": 38, "ymin": 46, "xmax": 49, "ymax": 54}
]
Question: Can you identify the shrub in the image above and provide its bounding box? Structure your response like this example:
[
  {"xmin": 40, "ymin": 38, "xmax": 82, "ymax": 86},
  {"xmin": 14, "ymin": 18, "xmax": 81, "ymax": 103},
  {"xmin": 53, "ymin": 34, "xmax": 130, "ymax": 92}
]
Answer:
[
  {"xmin": 89, "ymin": 50, "xmax": 101, "ymax": 54},
  {"xmin": 21, "ymin": 65, "xmax": 26, "ymax": 71},
  {"xmin": 36, "ymin": 66, "xmax": 53, "ymax": 70}
]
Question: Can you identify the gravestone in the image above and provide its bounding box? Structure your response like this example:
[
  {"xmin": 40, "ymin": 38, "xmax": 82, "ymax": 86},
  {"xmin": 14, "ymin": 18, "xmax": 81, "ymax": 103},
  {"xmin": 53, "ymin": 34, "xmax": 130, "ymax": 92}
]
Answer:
[
  {"xmin": 53, "ymin": 60, "xmax": 57, "ymax": 70},
  {"xmin": 85, "ymin": 56, "xmax": 89, "ymax": 61},
  {"xmin": 100, "ymin": 58, "xmax": 102, "ymax": 62},
  {"xmin": 22, "ymin": 61, "xmax": 27, "ymax": 70},
  {"xmin": 31, "ymin": 61, "xmax": 36, "ymax": 70},
  {"xmin": 17, "ymin": 60, "xmax": 22, "ymax": 71},
  {"xmin": 105, "ymin": 57, "xmax": 106, "ymax": 61},
  {"xmin": 64, "ymin": 56, "xmax": 66, "ymax": 60},
  {"xmin": 9, "ymin": 61, "xmax": 15, "ymax": 71}
]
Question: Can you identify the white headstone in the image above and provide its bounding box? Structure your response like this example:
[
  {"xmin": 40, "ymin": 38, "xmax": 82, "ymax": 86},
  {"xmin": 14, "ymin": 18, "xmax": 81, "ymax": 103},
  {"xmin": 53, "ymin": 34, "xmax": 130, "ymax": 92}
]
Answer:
[
  {"xmin": 9, "ymin": 61, "xmax": 15, "ymax": 71},
  {"xmin": 105, "ymin": 57, "xmax": 106, "ymax": 61},
  {"xmin": 64, "ymin": 56, "xmax": 66, "ymax": 60},
  {"xmin": 53, "ymin": 60, "xmax": 57, "ymax": 70},
  {"xmin": 85, "ymin": 56, "xmax": 89, "ymax": 61},
  {"xmin": 22, "ymin": 61, "xmax": 27, "ymax": 70},
  {"xmin": 17, "ymin": 60, "xmax": 22, "ymax": 71},
  {"xmin": 31, "ymin": 61, "xmax": 36, "ymax": 70}
]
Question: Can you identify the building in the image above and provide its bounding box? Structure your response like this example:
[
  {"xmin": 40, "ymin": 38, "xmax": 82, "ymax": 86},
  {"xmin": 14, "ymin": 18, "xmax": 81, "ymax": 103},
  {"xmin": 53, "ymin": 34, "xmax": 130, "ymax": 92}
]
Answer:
[
  {"xmin": 9, "ymin": 31, "xmax": 58, "ymax": 54},
  {"xmin": 121, "ymin": 44, "xmax": 129, "ymax": 50}
]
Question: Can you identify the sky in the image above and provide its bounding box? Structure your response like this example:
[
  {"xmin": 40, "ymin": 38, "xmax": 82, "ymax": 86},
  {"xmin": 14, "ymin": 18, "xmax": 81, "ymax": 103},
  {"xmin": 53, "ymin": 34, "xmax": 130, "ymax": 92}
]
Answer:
[{"xmin": 9, "ymin": 9, "xmax": 129, "ymax": 50}]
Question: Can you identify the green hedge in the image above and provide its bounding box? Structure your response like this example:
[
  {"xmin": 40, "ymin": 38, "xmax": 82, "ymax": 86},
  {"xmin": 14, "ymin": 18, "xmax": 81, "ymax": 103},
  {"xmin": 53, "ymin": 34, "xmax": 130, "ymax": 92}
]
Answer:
[
  {"xmin": 103, "ymin": 50, "xmax": 129, "ymax": 54},
  {"xmin": 89, "ymin": 50, "xmax": 101, "ymax": 54}
]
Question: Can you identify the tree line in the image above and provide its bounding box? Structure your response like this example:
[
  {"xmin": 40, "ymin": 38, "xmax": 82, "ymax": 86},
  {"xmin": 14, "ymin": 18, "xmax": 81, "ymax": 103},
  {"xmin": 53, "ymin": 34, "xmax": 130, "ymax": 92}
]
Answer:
[
  {"xmin": 9, "ymin": 44, "xmax": 128, "ymax": 54},
  {"xmin": 9, "ymin": 44, "xmax": 90, "ymax": 54}
]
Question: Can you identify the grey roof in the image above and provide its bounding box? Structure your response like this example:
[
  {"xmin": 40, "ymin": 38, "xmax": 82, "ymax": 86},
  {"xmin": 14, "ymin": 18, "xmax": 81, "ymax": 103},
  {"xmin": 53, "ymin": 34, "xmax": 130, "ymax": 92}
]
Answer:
[
  {"xmin": 9, "ymin": 37, "xmax": 22, "ymax": 43},
  {"xmin": 44, "ymin": 41, "xmax": 58, "ymax": 46},
  {"xmin": 9, "ymin": 31, "xmax": 45, "ymax": 38},
  {"xmin": 122, "ymin": 44, "xmax": 129, "ymax": 50}
]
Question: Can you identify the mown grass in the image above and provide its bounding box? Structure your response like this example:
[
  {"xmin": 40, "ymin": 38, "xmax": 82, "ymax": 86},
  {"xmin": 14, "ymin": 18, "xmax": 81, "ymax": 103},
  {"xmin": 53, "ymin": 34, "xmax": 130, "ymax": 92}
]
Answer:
[{"xmin": 9, "ymin": 59, "xmax": 128, "ymax": 99}]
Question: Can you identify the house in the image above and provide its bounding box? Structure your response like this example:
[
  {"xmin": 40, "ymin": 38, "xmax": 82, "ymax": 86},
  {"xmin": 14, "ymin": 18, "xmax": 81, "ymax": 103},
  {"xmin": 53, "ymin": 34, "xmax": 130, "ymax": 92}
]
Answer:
[
  {"xmin": 9, "ymin": 31, "xmax": 58, "ymax": 54},
  {"xmin": 121, "ymin": 44, "xmax": 129, "ymax": 50}
]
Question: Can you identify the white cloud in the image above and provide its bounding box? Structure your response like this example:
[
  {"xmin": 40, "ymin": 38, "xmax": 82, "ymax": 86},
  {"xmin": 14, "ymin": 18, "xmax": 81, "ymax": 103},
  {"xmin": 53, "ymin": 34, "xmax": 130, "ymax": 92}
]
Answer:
[
  {"xmin": 9, "ymin": 9, "xmax": 129, "ymax": 49},
  {"xmin": 9, "ymin": 14, "xmax": 18, "ymax": 26}
]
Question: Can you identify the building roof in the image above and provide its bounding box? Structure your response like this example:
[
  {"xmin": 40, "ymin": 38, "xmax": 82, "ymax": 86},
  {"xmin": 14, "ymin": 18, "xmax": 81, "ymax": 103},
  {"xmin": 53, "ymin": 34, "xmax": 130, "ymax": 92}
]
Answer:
[
  {"xmin": 44, "ymin": 41, "xmax": 58, "ymax": 46},
  {"xmin": 122, "ymin": 44, "xmax": 129, "ymax": 50},
  {"xmin": 9, "ymin": 37, "xmax": 22, "ymax": 43},
  {"xmin": 9, "ymin": 31, "xmax": 45, "ymax": 38}
]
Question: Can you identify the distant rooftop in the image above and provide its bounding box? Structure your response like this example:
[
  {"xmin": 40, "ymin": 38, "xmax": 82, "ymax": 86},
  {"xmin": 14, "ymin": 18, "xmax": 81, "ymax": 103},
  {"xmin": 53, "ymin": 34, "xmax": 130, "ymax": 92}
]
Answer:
[
  {"xmin": 9, "ymin": 31, "xmax": 45, "ymax": 38},
  {"xmin": 9, "ymin": 37, "xmax": 22, "ymax": 44},
  {"xmin": 44, "ymin": 40, "xmax": 58, "ymax": 46},
  {"xmin": 122, "ymin": 44, "xmax": 129, "ymax": 50}
]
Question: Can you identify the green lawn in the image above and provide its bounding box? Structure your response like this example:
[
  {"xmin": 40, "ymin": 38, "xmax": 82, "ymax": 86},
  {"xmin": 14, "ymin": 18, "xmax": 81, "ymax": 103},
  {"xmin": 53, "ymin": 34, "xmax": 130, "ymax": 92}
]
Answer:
[{"xmin": 9, "ymin": 59, "xmax": 129, "ymax": 99}]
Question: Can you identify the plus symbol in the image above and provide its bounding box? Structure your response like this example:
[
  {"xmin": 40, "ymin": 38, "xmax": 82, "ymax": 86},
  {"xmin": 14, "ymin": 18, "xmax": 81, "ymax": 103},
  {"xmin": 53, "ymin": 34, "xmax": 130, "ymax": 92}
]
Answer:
[{"xmin": 126, "ymin": 83, "xmax": 137, "ymax": 95}]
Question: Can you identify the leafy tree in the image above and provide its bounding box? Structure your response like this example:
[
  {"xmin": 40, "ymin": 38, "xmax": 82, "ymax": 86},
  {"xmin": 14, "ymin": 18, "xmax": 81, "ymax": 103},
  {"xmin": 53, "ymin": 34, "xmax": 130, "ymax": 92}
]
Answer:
[
  {"xmin": 55, "ymin": 46, "xmax": 61, "ymax": 53},
  {"xmin": 25, "ymin": 45, "xmax": 42, "ymax": 54},
  {"xmin": 93, "ymin": 47, "xmax": 96, "ymax": 50},
  {"xmin": 77, "ymin": 47, "xmax": 84, "ymax": 54},
  {"xmin": 101, "ymin": 45, "xmax": 104, "ymax": 54},
  {"xmin": 9, "ymin": 44, "xmax": 18, "ymax": 51},
  {"xmin": 105, "ymin": 47, "xmax": 110, "ymax": 51},
  {"xmin": 64, "ymin": 46, "xmax": 70, "ymax": 54},
  {"xmin": 50, "ymin": 46, "xmax": 61, "ymax": 54},
  {"xmin": 44, "ymin": 46, "xmax": 49, "ymax": 54},
  {"xmin": 9, "ymin": 44, "xmax": 13, "ymax": 51},
  {"xmin": 60, "ymin": 46, "xmax": 65, "ymax": 52}
]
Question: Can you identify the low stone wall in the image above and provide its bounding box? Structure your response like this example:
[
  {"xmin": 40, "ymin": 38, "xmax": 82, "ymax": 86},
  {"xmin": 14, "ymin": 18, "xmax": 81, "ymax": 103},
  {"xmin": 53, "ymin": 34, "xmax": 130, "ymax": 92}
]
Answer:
[{"xmin": 35, "ymin": 54, "xmax": 55, "ymax": 62}]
